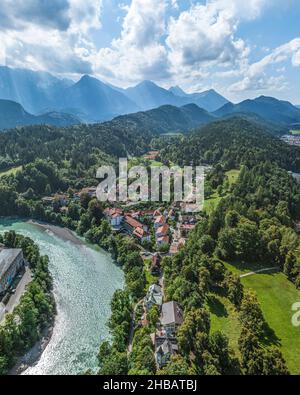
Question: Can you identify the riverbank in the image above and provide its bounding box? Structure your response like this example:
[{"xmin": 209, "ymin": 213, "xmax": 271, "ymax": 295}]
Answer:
[
  {"xmin": 8, "ymin": 325, "xmax": 54, "ymax": 375},
  {"xmin": 28, "ymin": 220, "xmax": 83, "ymax": 245}
]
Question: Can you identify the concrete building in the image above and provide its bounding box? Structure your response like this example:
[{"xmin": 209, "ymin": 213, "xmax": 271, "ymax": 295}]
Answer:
[{"xmin": 0, "ymin": 249, "xmax": 25, "ymax": 296}]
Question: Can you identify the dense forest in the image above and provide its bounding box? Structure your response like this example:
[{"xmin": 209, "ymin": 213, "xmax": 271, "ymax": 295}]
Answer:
[{"xmin": 156, "ymin": 118, "xmax": 300, "ymax": 171}]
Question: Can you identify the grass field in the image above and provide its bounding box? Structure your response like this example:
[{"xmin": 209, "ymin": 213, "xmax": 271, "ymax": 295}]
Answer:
[
  {"xmin": 208, "ymin": 293, "xmax": 242, "ymax": 356},
  {"xmin": 203, "ymin": 169, "xmax": 240, "ymax": 214},
  {"xmin": 211, "ymin": 258, "xmax": 300, "ymax": 374},
  {"xmin": 0, "ymin": 166, "xmax": 22, "ymax": 177},
  {"xmin": 290, "ymin": 130, "xmax": 300, "ymax": 135},
  {"xmin": 242, "ymin": 271, "xmax": 300, "ymax": 374}
]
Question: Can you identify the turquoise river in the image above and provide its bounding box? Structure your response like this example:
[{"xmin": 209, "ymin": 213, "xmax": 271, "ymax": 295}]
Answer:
[{"xmin": 0, "ymin": 219, "xmax": 124, "ymax": 375}]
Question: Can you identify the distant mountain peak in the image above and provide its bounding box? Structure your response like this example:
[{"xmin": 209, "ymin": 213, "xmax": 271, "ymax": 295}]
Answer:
[{"xmin": 169, "ymin": 85, "xmax": 187, "ymax": 97}]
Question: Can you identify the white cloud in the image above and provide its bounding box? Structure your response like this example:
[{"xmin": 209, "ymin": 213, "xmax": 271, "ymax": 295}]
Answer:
[
  {"xmin": 0, "ymin": 0, "xmax": 102, "ymax": 74},
  {"xmin": 92, "ymin": 0, "xmax": 170, "ymax": 83},
  {"xmin": 0, "ymin": 0, "xmax": 298, "ymax": 100},
  {"xmin": 230, "ymin": 38, "xmax": 300, "ymax": 92}
]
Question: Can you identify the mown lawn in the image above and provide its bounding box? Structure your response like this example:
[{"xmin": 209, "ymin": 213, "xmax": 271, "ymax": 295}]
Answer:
[
  {"xmin": 208, "ymin": 293, "xmax": 241, "ymax": 357},
  {"xmin": 241, "ymin": 272, "xmax": 300, "ymax": 374},
  {"xmin": 211, "ymin": 259, "xmax": 300, "ymax": 374},
  {"xmin": 0, "ymin": 166, "xmax": 22, "ymax": 177}
]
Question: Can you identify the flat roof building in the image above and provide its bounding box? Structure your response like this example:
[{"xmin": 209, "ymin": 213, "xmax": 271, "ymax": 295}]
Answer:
[{"xmin": 0, "ymin": 249, "xmax": 25, "ymax": 296}]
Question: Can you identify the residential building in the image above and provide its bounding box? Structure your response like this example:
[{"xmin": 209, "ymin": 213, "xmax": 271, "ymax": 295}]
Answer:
[
  {"xmin": 153, "ymin": 209, "xmax": 162, "ymax": 218},
  {"xmin": 0, "ymin": 249, "xmax": 25, "ymax": 296},
  {"xmin": 156, "ymin": 224, "xmax": 169, "ymax": 239},
  {"xmin": 54, "ymin": 194, "xmax": 69, "ymax": 206},
  {"xmin": 157, "ymin": 236, "xmax": 170, "ymax": 247},
  {"xmin": 104, "ymin": 208, "xmax": 124, "ymax": 227},
  {"xmin": 144, "ymin": 284, "xmax": 163, "ymax": 311},
  {"xmin": 154, "ymin": 216, "xmax": 166, "ymax": 230},
  {"xmin": 155, "ymin": 338, "xmax": 178, "ymax": 369},
  {"xmin": 124, "ymin": 216, "xmax": 148, "ymax": 235},
  {"xmin": 170, "ymin": 237, "xmax": 186, "ymax": 255},
  {"xmin": 150, "ymin": 253, "xmax": 161, "ymax": 275},
  {"xmin": 161, "ymin": 301, "xmax": 183, "ymax": 336},
  {"xmin": 133, "ymin": 227, "xmax": 151, "ymax": 243},
  {"xmin": 144, "ymin": 151, "xmax": 160, "ymax": 161},
  {"xmin": 80, "ymin": 186, "xmax": 97, "ymax": 198},
  {"xmin": 178, "ymin": 224, "xmax": 196, "ymax": 237},
  {"xmin": 42, "ymin": 196, "xmax": 55, "ymax": 206}
]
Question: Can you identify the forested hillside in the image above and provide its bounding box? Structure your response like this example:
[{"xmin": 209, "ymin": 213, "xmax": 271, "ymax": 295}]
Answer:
[{"xmin": 157, "ymin": 118, "xmax": 300, "ymax": 171}]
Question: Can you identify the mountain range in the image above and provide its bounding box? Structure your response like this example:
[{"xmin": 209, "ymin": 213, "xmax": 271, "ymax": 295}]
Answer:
[
  {"xmin": 0, "ymin": 99, "xmax": 80, "ymax": 130},
  {"xmin": 215, "ymin": 96, "xmax": 300, "ymax": 127},
  {"xmin": 0, "ymin": 66, "xmax": 300, "ymax": 132},
  {"xmin": 0, "ymin": 66, "xmax": 228, "ymax": 123}
]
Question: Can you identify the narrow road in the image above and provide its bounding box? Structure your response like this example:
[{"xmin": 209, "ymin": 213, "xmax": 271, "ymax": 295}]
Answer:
[
  {"xmin": 0, "ymin": 267, "xmax": 33, "ymax": 324},
  {"xmin": 240, "ymin": 267, "xmax": 279, "ymax": 278},
  {"xmin": 128, "ymin": 298, "xmax": 144, "ymax": 354}
]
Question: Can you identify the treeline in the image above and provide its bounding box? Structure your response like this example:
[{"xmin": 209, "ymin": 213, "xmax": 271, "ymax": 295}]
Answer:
[
  {"xmin": 0, "ymin": 231, "xmax": 55, "ymax": 375},
  {"xmin": 0, "ymin": 114, "xmax": 157, "ymax": 172},
  {"xmin": 156, "ymin": 118, "xmax": 300, "ymax": 171}
]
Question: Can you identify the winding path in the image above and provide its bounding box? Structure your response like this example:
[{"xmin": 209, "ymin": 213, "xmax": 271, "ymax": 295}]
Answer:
[{"xmin": 239, "ymin": 267, "xmax": 280, "ymax": 278}]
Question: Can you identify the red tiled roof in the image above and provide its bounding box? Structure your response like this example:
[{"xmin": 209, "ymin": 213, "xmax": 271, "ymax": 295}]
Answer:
[
  {"xmin": 125, "ymin": 216, "xmax": 144, "ymax": 229},
  {"xmin": 156, "ymin": 224, "xmax": 169, "ymax": 235},
  {"xmin": 133, "ymin": 227, "xmax": 149, "ymax": 239},
  {"xmin": 104, "ymin": 207, "xmax": 123, "ymax": 217},
  {"xmin": 157, "ymin": 236, "xmax": 169, "ymax": 244},
  {"xmin": 180, "ymin": 224, "xmax": 196, "ymax": 231},
  {"xmin": 153, "ymin": 210, "xmax": 162, "ymax": 217},
  {"xmin": 155, "ymin": 215, "xmax": 166, "ymax": 224}
]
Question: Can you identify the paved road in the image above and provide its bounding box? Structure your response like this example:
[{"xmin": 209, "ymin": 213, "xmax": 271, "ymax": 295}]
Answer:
[
  {"xmin": 240, "ymin": 267, "xmax": 279, "ymax": 278},
  {"xmin": 0, "ymin": 267, "xmax": 33, "ymax": 323}
]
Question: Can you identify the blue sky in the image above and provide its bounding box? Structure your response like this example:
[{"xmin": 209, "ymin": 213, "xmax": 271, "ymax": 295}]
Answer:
[{"xmin": 0, "ymin": 0, "xmax": 299, "ymax": 103}]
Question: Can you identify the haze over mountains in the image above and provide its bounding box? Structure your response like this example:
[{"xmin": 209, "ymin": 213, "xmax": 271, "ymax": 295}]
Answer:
[
  {"xmin": 0, "ymin": 99, "xmax": 80, "ymax": 129},
  {"xmin": 0, "ymin": 66, "xmax": 300, "ymax": 132},
  {"xmin": 215, "ymin": 96, "xmax": 300, "ymax": 127},
  {"xmin": 0, "ymin": 66, "xmax": 228, "ymax": 124}
]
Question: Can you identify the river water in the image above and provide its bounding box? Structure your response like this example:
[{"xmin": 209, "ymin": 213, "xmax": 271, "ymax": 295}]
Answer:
[{"xmin": 0, "ymin": 219, "xmax": 124, "ymax": 375}]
